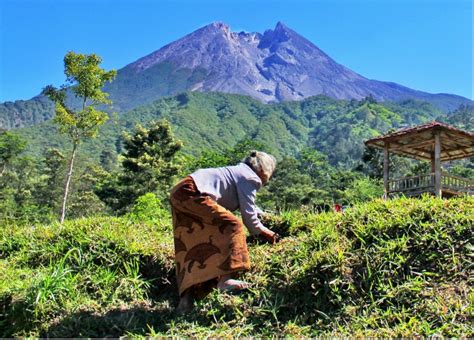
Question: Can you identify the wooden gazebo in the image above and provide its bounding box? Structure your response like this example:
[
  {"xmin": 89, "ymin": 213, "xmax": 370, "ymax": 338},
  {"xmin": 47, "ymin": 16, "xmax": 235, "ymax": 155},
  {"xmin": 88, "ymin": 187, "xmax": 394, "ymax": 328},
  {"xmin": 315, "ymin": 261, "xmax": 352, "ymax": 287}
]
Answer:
[{"xmin": 365, "ymin": 121, "xmax": 474, "ymax": 198}]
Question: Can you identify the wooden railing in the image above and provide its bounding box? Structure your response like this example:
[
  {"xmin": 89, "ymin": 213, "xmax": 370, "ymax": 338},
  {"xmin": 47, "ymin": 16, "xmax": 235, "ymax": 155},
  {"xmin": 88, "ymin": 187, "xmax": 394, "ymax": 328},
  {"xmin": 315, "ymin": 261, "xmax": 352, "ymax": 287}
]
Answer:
[
  {"xmin": 389, "ymin": 173, "xmax": 435, "ymax": 194},
  {"xmin": 388, "ymin": 173, "xmax": 474, "ymax": 196},
  {"xmin": 441, "ymin": 172, "xmax": 474, "ymax": 194}
]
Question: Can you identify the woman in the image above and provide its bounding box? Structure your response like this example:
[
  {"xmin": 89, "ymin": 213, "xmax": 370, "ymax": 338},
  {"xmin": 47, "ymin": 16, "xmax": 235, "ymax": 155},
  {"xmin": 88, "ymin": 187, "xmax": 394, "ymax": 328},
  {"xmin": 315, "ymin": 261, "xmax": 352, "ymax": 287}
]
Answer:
[{"xmin": 170, "ymin": 150, "xmax": 278, "ymax": 312}]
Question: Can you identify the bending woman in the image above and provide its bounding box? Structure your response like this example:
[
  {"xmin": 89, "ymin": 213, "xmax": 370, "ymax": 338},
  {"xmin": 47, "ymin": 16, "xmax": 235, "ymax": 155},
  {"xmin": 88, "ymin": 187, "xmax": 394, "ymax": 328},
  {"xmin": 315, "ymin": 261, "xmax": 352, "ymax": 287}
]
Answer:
[{"xmin": 170, "ymin": 150, "xmax": 278, "ymax": 312}]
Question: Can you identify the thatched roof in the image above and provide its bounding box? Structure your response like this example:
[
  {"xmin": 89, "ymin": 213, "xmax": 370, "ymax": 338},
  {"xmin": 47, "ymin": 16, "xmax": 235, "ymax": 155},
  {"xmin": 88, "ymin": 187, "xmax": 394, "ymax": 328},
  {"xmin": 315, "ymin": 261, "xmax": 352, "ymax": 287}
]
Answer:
[{"xmin": 365, "ymin": 122, "xmax": 474, "ymax": 161}]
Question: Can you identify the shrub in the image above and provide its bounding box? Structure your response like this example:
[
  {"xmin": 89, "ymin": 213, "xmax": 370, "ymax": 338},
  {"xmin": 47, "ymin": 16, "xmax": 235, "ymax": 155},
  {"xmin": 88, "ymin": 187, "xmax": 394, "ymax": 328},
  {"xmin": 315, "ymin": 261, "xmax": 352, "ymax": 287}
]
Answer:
[{"xmin": 126, "ymin": 193, "xmax": 170, "ymax": 227}]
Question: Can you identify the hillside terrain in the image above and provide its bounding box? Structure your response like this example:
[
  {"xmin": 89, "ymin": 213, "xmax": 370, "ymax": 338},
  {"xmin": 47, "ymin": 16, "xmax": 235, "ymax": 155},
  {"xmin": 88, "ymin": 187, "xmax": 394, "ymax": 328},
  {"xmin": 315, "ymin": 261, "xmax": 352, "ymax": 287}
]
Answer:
[
  {"xmin": 1, "ymin": 12, "xmax": 472, "ymax": 338},
  {"xmin": 1, "ymin": 195, "xmax": 472, "ymax": 337},
  {"xmin": 17, "ymin": 92, "xmax": 455, "ymax": 167},
  {"xmin": 1, "ymin": 22, "xmax": 471, "ymax": 130},
  {"xmin": 0, "ymin": 96, "xmax": 54, "ymax": 130}
]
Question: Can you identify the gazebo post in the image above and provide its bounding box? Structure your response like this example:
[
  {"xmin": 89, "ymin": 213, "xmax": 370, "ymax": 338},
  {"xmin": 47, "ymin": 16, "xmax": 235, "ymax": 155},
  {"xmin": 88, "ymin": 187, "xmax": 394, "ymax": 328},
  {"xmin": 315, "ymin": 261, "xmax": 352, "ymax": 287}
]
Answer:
[
  {"xmin": 434, "ymin": 131, "xmax": 441, "ymax": 197},
  {"xmin": 383, "ymin": 142, "xmax": 389, "ymax": 199}
]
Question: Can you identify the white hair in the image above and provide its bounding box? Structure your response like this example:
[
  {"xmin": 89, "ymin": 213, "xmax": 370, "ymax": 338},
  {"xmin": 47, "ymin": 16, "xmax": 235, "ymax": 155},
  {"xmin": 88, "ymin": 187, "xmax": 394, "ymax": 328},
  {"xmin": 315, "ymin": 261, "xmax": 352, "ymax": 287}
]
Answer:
[{"xmin": 243, "ymin": 150, "xmax": 277, "ymax": 180}]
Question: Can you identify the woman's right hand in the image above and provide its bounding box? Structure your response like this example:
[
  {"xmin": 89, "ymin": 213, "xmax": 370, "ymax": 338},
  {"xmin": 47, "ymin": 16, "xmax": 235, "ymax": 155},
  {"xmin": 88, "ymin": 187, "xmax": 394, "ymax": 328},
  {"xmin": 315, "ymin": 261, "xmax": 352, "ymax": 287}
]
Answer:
[{"xmin": 260, "ymin": 228, "xmax": 280, "ymax": 244}]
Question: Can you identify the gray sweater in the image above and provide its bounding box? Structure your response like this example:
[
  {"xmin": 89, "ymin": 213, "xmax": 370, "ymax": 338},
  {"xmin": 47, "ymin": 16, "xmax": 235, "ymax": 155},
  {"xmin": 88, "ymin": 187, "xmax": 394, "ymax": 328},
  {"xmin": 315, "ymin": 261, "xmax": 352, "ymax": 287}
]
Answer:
[{"xmin": 190, "ymin": 163, "xmax": 267, "ymax": 235}]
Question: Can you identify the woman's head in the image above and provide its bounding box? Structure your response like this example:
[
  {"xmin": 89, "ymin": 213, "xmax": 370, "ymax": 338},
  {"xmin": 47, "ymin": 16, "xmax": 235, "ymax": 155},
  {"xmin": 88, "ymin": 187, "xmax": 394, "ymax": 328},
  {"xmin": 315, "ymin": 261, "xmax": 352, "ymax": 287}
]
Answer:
[{"xmin": 243, "ymin": 150, "xmax": 277, "ymax": 184}]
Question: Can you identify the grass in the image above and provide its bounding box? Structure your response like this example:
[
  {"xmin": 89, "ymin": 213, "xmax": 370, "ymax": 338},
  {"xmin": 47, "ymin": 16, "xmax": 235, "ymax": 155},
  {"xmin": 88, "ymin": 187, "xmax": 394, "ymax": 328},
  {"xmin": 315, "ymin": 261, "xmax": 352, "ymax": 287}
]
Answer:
[{"xmin": 1, "ymin": 195, "xmax": 473, "ymax": 336}]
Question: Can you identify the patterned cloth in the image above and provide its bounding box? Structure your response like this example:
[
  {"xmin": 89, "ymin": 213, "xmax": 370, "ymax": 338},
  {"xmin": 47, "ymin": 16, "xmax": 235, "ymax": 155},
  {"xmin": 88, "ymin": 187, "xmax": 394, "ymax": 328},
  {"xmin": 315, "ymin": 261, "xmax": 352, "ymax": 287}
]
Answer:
[{"xmin": 170, "ymin": 176, "xmax": 251, "ymax": 297}]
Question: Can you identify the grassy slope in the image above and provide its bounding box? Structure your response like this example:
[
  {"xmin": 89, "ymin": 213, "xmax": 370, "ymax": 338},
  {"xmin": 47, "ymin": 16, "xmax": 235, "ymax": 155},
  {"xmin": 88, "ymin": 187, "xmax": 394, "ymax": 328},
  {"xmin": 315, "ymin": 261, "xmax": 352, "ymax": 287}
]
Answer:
[{"xmin": 1, "ymin": 195, "xmax": 473, "ymax": 337}]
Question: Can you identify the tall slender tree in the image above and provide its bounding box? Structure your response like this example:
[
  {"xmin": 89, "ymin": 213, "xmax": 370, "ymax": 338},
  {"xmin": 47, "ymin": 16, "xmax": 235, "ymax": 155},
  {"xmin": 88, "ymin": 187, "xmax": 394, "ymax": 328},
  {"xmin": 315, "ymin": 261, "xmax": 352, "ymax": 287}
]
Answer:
[{"xmin": 42, "ymin": 51, "xmax": 116, "ymax": 223}]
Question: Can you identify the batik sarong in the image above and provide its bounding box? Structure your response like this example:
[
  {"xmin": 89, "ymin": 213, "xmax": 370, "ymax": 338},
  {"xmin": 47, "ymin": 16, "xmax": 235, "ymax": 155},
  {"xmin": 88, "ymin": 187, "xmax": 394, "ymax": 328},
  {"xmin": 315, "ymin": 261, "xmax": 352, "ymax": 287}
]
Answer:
[{"xmin": 170, "ymin": 176, "xmax": 251, "ymax": 297}]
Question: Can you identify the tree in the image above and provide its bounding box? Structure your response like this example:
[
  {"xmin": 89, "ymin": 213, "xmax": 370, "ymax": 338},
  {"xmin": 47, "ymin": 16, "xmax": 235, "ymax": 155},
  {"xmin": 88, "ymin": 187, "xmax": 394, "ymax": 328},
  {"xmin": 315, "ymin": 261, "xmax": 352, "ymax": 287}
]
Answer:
[
  {"xmin": 342, "ymin": 177, "xmax": 383, "ymax": 204},
  {"xmin": 69, "ymin": 164, "xmax": 108, "ymax": 218},
  {"xmin": 355, "ymin": 146, "xmax": 384, "ymax": 179},
  {"xmin": 356, "ymin": 145, "xmax": 413, "ymax": 179},
  {"xmin": 96, "ymin": 120, "xmax": 183, "ymax": 212},
  {"xmin": 443, "ymin": 104, "xmax": 474, "ymax": 130},
  {"xmin": 42, "ymin": 51, "xmax": 116, "ymax": 222},
  {"xmin": 34, "ymin": 148, "xmax": 66, "ymax": 215},
  {"xmin": 187, "ymin": 138, "xmax": 267, "ymax": 171},
  {"xmin": 0, "ymin": 131, "xmax": 27, "ymax": 177},
  {"xmin": 121, "ymin": 120, "xmax": 183, "ymax": 200},
  {"xmin": 259, "ymin": 157, "xmax": 321, "ymax": 210},
  {"xmin": 0, "ymin": 135, "xmax": 47, "ymax": 223},
  {"xmin": 99, "ymin": 149, "xmax": 117, "ymax": 172},
  {"xmin": 260, "ymin": 149, "xmax": 337, "ymax": 211}
]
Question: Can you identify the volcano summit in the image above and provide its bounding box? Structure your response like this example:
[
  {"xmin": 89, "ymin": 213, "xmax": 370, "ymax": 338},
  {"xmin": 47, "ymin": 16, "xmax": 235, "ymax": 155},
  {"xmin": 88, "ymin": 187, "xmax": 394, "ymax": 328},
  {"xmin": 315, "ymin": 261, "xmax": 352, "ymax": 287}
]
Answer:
[
  {"xmin": 0, "ymin": 21, "xmax": 471, "ymax": 130},
  {"xmin": 104, "ymin": 21, "xmax": 470, "ymax": 112}
]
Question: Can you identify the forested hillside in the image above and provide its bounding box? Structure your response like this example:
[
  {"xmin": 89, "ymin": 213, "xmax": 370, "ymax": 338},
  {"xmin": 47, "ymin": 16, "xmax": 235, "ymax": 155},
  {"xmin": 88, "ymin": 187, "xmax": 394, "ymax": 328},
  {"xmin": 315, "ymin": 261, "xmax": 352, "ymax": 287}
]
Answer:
[
  {"xmin": 0, "ymin": 96, "xmax": 54, "ymax": 130},
  {"xmin": 2, "ymin": 90, "xmax": 472, "ymax": 225},
  {"xmin": 17, "ymin": 92, "xmax": 451, "ymax": 165}
]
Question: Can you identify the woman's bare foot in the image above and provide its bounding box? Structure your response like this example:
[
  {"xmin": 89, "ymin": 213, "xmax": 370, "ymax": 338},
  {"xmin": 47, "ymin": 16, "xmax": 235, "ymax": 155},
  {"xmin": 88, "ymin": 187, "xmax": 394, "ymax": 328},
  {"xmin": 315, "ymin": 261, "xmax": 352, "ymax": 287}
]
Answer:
[
  {"xmin": 217, "ymin": 275, "xmax": 250, "ymax": 292},
  {"xmin": 176, "ymin": 291, "xmax": 193, "ymax": 314}
]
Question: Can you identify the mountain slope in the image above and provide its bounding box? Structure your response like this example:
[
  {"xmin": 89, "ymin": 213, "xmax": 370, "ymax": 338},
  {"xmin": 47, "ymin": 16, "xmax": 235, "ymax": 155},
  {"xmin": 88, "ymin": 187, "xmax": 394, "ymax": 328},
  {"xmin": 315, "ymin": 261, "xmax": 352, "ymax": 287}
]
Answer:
[
  {"xmin": 1, "ymin": 22, "xmax": 471, "ymax": 130},
  {"xmin": 0, "ymin": 96, "xmax": 54, "ymax": 130},
  {"xmin": 106, "ymin": 21, "xmax": 471, "ymax": 112}
]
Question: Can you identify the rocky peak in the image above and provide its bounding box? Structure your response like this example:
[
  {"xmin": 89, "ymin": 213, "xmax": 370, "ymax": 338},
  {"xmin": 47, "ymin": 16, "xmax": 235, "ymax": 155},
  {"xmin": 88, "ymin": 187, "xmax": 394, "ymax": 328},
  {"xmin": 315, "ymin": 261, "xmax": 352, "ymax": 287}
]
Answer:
[
  {"xmin": 112, "ymin": 21, "xmax": 471, "ymax": 111},
  {"xmin": 258, "ymin": 21, "xmax": 302, "ymax": 49},
  {"xmin": 197, "ymin": 21, "xmax": 231, "ymax": 35},
  {"xmin": 274, "ymin": 21, "xmax": 292, "ymax": 35}
]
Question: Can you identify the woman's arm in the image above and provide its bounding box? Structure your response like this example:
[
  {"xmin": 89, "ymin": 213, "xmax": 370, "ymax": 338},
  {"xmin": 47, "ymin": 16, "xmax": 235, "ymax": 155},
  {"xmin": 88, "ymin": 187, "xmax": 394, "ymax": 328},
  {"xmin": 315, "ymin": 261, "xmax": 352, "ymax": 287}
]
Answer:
[{"xmin": 236, "ymin": 178, "xmax": 278, "ymax": 244}]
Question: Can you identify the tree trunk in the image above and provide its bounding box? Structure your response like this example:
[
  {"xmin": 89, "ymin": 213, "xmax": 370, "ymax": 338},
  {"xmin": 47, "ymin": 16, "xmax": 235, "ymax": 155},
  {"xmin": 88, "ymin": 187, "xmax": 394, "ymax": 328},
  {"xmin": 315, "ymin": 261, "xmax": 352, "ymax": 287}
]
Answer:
[{"xmin": 60, "ymin": 142, "xmax": 77, "ymax": 223}]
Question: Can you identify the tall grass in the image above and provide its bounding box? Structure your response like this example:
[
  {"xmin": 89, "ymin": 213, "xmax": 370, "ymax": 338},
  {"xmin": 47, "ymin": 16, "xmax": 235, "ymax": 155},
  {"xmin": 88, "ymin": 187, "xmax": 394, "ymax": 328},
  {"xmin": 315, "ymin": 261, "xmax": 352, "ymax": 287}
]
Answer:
[{"xmin": 1, "ymin": 195, "xmax": 472, "ymax": 336}]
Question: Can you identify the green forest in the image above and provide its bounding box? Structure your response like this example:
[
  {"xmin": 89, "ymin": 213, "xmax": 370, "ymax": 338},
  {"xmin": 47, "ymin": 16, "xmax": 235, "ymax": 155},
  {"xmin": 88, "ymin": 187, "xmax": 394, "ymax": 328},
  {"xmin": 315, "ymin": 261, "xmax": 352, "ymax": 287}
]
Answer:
[
  {"xmin": 1, "ymin": 52, "xmax": 473, "ymax": 337},
  {"xmin": 2, "ymin": 90, "xmax": 473, "ymax": 223}
]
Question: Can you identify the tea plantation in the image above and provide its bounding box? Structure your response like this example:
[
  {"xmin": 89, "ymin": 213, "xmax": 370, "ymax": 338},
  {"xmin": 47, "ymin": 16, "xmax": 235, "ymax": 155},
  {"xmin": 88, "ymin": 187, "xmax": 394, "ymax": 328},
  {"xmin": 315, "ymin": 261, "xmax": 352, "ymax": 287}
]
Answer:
[{"xmin": 1, "ymin": 195, "xmax": 472, "ymax": 336}]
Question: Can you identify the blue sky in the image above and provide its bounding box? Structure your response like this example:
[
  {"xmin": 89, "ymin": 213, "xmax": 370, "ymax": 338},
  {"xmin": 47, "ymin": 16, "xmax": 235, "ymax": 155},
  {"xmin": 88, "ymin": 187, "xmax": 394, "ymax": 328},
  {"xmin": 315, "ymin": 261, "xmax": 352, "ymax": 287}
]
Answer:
[{"xmin": 0, "ymin": 0, "xmax": 472, "ymax": 102}]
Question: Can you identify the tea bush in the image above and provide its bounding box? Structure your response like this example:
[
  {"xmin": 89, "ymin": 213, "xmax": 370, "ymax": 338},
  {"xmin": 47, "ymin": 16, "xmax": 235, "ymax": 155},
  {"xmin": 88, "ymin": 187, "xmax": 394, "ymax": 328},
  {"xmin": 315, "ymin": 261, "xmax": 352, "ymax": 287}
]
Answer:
[{"xmin": 0, "ymin": 195, "xmax": 472, "ymax": 336}]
